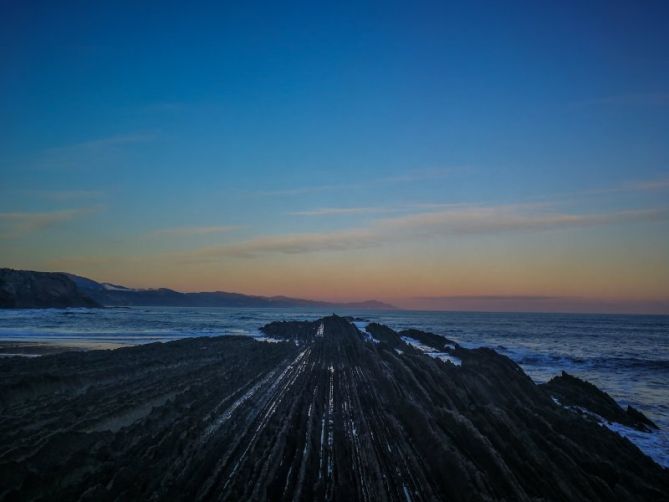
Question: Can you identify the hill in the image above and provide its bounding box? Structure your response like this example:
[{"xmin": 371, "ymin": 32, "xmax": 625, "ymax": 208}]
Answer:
[
  {"xmin": 0, "ymin": 268, "xmax": 395, "ymax": 310},
  {"xmin": 0, "ymin": 268, "xmax": 100, "ymax": 308},
  {"xmin": 65, "ymin": 273, "xmax": 395, "ymax": 309}
]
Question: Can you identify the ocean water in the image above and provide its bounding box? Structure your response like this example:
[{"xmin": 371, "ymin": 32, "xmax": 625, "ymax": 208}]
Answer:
[{"xmin": 0, "ymin": 307, "xmax": 667, "ymax": 466}]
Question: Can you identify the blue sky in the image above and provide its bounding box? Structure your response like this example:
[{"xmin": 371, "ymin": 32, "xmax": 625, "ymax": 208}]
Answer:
[{"xmin": 1, "ymin": 1, "xmax": 668, "ymax": 312}]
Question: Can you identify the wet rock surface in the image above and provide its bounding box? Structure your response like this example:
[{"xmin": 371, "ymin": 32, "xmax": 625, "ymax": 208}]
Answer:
[
  {"xmin": 1, "ymin": 315, "xmax": 667, "ymax": 501},
  {"xmin": 541, "ymin": 371, "xmax": 659, "ymax": 432}
]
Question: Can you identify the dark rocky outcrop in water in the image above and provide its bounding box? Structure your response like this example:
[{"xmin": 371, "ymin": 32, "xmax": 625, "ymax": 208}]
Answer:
[
  {"xmin": 541, "ymin": 371, "xmax": 659, "ymax": 432},
  {"xmin": 0, "ymin": 269, "xmax": 100, "ymax": 309},
  {"xmin": 0, "ymin": 315, "xmax": 667, "ymax": 501},
  {"xmin": 398, "ymin": 328, "xmax": 458, "ymax": 350}
]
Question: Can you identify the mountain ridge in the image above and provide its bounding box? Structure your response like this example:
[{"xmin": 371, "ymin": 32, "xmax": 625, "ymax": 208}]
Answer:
[
  {"xmin": 66, "ymin": 272, "xmax": 395, "ymax": 309},
  {"xmin": 0, "ymin": 268, "xmax": 395, "ymax": 310},
  {"xmin": 0, "ymin": 268, "xmax": 101, "ymax": 308}
]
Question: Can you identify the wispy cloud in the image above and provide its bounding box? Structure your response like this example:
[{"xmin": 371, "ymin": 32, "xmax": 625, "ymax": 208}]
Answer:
[
  {"xmin": 288, "ymin": 206, "xmax": 394, "ymax": 217},
  {"xmin": 256, "ymin": 168, "xmax": 668, "ymax": 203},
  {"xmin": 562, "ymin": 177, "xmax": 669, "ymax": 199},
  {"xmin": 143, "ymin": 102, "xmax": 187, "ymax": 113},
  {"xmin": 46, "ymin": 132, "xmax": 157, "ymax": 154},
  {"xmin": 577, "ymin": 92, "xmax": 669, "ymax": 107},
  {"xmin": 402, "ymin": 202, "xmax": 475, "ymax": 210},
  {"xmin": 253, "ymin": 167, "xmax": 461, "ymax": 197},
  {"xmin": 507, "ymin": 176, "xmax": 669, "ymax": 207},
  {"xmin": 0, "ymin": 207, "xmax": 97, "ymax": 238},
  {"xmin": 413, "ymin": 295, "xmax": 559, "ymax": 301},
  {"xmin": 289, "ymin": 202, "xmax": 484, "ymax": 217},
  {"xmin": 174, "ymin": 204, "xmax": 669, "ymax": 260},
  {"xmin": 379, "ymin": 167, "xmax": 464, "ymax": 183},
  {"xmin": 253, "ymin": 183, "xmax": 361, "ymax": 197},
  {"xmin": 622, "ymin": 178, "xmax": 669, "ymax": 192},
  {"xmin": 181, "ymin": 228, "xmax": 377, "ymax": 259},
  {"xmin": 374, "ymin": 205, "xmax": 669, "ymax": 236},
  {"xmin": 22, "ymin": 189, "xmax": 104, "ymax": 202},
  {"xmin": 45, "ymin": 255, "xmax": 144, "ymax": 269},
  {"xmin": 152, "ymin": 225, "xmax": 240, "ymax": 237},
  {"xmin": 35, "ymin": 132, "xmax": 157, "ymax": 170}
]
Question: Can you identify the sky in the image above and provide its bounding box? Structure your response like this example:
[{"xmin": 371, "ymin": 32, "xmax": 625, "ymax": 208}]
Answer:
[{"xmin": 1, "ymin": 1, "xmax": 668, "ymax": 313}]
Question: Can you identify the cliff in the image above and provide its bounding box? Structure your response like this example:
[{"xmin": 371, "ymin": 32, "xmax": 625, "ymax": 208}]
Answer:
[{"xmin": 0, "ymin": 269, "xmax": 100, "ymax": 309}]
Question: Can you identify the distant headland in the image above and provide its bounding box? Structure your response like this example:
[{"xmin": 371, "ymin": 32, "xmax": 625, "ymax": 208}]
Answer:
[{"xmin": 0, "ymin": 268, "xmax": 396, "ymax": 310}]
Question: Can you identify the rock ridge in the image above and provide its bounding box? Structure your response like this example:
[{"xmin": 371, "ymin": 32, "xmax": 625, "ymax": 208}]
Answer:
[{"xmin": 0, "ymin": 315, "xmax": 667, "ymax": 501}]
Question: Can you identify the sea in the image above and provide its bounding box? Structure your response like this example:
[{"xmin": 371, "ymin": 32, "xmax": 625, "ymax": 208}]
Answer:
[{"xmin": 0, "ymin": 307, "xmax": 667, "ymax": 467}]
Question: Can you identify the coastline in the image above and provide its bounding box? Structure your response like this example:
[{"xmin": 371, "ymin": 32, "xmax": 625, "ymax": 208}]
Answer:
[
  {"xmin": 0, "ymin": 340, "xmax": 129, "ymax": 357},
  {"xmin": 1, "ymin": 316, "xmax": 667, "ymax": 500}
]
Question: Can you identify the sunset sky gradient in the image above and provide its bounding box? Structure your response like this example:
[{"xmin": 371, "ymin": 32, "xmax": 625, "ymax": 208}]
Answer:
[{"xmin": 1, "ymin": 1, "xmax": 668, "ymax": 313}]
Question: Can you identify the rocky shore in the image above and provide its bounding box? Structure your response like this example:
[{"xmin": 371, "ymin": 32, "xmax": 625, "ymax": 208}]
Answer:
[{"xmin": 0, "ymin": 315, "xmax": 667, "ymax": 501}]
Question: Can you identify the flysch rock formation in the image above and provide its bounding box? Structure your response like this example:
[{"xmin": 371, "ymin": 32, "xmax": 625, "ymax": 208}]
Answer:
[
  {"xmin": 0, "ymin": 315, "xmax": 667, "ymax": 501},
  {"xmin": 540, "ymin": 371, "xmax": 659, "ymax": 432}
]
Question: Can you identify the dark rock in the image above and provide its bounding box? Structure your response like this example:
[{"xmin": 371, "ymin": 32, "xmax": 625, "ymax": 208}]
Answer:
[
  {"xmin": 627, "ymin": 405, "xmax": 659, "ymax": 430},
  {"xmin": 540, "ymin": 371, "xmax": 659, "ymax": 432},
  {"xmin": 0, "ymin": 268, "xmax": 100, "ymax": 309},
  {"xmin": 397, "ymin": 328, "xmax": 458, "ymax": 351},
  {"xmin": 260, "ymin": 319, "xmax": 320, "ymax": 344},
  {"xmin": 0, "ymin": 316, "xmax": 667, "ymax": 501},
  {"xmin": 365, "ymin": 322, "xmax": 405, "ymax": 347}
]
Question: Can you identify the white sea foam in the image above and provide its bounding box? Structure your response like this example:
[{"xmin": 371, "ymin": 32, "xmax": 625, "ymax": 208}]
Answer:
[
  {"xmin": 433, "ymin": 353, "xmax": 462, "ymax": 366},
  {"xmin": 352, "ymin": 321, "xmax": 380, "ymax": 344},
  {"xmin": 363, "ymin": 331, "xmax": 380, "ymax": 344},
  {"xmin": 604, "ymin": 421, "xmax": 669, "ymax": 468},
  {"xmin": 253, "ymin": 337, "xmax": 284, "ymax": 343},
  {"xmin": 401, "ymin": 336, "xmax": 462, "ymax": 366},
  {"xmin": 401, "ymin": 336, "xmax": 433, "ymax": 353},
  {"xmin": 552, "ymin": 396, "xmax": 669, "ymax": 468}
]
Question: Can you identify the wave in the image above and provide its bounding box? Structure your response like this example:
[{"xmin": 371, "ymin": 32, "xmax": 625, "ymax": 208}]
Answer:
[{"xmin": 489, "ymin": 347, "xmax": 669, "ymax": 373}]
